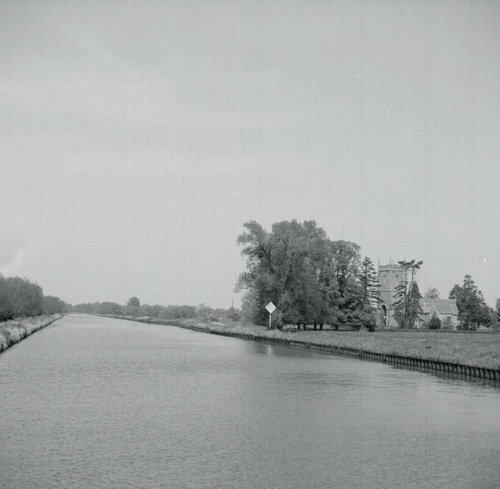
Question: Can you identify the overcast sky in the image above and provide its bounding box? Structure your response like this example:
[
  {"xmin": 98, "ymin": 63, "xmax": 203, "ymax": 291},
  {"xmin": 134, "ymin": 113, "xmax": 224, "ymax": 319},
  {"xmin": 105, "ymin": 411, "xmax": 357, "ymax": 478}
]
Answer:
[{"xmin": 1, "ymin": 0, "xmax": 499, "ymax": 308}]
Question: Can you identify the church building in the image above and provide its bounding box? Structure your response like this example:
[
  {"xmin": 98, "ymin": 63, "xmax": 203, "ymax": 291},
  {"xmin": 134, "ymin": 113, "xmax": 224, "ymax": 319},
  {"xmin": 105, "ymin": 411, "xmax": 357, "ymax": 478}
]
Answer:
[{"xmin": 377, "ymin": 262, "xmax": 458, "ymax": 329}]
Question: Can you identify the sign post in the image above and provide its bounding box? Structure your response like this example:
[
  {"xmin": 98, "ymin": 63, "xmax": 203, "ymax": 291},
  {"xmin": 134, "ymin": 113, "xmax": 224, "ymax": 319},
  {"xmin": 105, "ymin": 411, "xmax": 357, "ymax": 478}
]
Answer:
[{"xmin": 265, "ymin": 301, "xmax": 276, "ymax": 330}]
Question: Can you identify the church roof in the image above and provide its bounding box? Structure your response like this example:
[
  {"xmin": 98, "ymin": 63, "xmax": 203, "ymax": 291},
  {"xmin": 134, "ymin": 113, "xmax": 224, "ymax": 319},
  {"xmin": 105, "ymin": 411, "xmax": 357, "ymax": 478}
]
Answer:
[{"xmin": 420, "ymin": 298, "xmax": 459, "ymax": 316}]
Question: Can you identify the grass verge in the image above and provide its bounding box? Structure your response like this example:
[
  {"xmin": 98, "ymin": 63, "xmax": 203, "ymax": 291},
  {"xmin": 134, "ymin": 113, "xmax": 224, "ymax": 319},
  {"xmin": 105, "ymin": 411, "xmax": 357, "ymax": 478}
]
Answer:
[{"xmin": 179, "ymin": 319, "xmax": 500, "ymax": 371}]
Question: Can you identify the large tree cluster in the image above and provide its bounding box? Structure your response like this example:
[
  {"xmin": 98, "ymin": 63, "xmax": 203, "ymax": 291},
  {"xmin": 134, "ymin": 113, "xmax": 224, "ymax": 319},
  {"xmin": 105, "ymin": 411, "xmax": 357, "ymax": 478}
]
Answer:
[
  {"xmin": 0, "ymin": 274, "xmax": 67, "ymax": 321},
  {"xmin": 236, "ymin": 220, "xmax": 379, "ymax": 330}
]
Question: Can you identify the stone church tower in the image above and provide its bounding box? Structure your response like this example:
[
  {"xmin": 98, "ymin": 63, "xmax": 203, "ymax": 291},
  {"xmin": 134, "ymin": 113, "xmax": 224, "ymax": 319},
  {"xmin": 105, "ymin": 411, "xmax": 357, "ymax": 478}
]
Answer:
[{"xmin": 378, "ymin": 263, "xmax": 406, "ymax": 328}]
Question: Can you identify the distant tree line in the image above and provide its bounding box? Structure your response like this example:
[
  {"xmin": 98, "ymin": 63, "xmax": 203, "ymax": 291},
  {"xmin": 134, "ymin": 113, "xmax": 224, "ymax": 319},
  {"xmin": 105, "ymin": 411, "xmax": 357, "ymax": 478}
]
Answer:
[
  {"xmin": 236, "ymin": 220, "xmax": 380, "ymax": 330},
  {"xmin": 71, "ymin": 297, "xmax": 239, "ymax": 322},
  {"xmin": 0, "ymin": 274, "xmax": 68, "ymax": 321}
]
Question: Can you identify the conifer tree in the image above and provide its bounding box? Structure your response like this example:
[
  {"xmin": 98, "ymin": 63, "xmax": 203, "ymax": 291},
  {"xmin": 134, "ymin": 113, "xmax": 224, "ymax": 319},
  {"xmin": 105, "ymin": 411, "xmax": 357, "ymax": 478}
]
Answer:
[
  {"xmin": 358, "ymin": 257, "xmax": 381, "ymax": 308},
  {"xmin": 392, "ymin": 259, "xmax": 423, "ymax": 328}
]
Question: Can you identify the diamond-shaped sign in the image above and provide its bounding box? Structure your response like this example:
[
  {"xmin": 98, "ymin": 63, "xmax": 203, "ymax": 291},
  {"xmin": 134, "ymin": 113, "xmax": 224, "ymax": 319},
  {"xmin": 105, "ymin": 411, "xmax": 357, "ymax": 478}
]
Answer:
[{"xmin": 265, "ymin": 302, "xmax": 276, "ymax": 314}]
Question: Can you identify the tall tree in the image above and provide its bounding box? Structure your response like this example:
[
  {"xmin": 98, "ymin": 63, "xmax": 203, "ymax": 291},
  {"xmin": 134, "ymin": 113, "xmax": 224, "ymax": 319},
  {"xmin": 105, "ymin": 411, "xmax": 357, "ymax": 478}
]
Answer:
[
  {"xmin": 392, "ymin": 259, "xmax": 423, "ymax": 328},
  {"xmin": 393, "ymin": 260, "xmax": 424, "ymax": 328},
  {"xmin": 5, "ymin": 276, "xmax": 43, "ymax": 317},
  {"xmin": 0, "ymin": 274, "xmax": 14, "ymax": 320},
  {"xmin": 449, "ymin": 275, "xmax": 489, "ymax": 329},
  {"xmin": 358, "ymin": 257, "xmax": 381, "ymax": 308},
  {"xmin": 393, "ymin": 281, "xmax": 422, "ymax": 328},
  {"xmin": 236, "ymin": 221, "xmax": 275, "ymax": 325},
  {"xmin": 328, "ymin": 240, "xmax": 361, "ymax": 298},
  {"xmin": 408, "ymin": 281, "xmax": 423, "ymax": 328}
]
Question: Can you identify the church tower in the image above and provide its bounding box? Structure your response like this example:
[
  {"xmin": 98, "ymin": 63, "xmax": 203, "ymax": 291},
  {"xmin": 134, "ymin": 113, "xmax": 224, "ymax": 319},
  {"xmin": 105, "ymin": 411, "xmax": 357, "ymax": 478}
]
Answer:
[{"xmin": 378, "ymin": 263, "xmax": 405, "ymax": 328}]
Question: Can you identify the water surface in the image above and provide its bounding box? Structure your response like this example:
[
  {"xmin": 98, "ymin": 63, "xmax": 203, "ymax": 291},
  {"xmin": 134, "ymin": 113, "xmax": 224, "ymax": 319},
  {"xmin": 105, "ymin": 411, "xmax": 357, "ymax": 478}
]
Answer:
[{"xmin": 0, "ymin": 314, "xmax": 499, "ymax": 488}]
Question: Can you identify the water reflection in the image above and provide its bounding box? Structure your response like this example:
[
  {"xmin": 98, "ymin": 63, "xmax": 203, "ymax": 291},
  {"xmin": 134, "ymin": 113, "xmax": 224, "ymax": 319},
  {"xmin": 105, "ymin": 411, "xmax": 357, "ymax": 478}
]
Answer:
[
  {"xmin": 385, "ymin": 361, "xmax": 500, "ymax": 390},
  {"xmin": 249, "ymin": 339, "xmax": 500, "ymax": 390}
]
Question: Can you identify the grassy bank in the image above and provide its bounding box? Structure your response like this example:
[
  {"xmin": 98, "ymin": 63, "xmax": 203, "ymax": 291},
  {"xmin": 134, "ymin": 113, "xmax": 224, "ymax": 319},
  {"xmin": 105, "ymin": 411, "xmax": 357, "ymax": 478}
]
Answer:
[
  {"xmin": 0, "ymin": 314, "xmax": 63, "ymax": 353},
  {"xmin": 184, "ymin": 320, "xmax": 500, "ymax": 370}
]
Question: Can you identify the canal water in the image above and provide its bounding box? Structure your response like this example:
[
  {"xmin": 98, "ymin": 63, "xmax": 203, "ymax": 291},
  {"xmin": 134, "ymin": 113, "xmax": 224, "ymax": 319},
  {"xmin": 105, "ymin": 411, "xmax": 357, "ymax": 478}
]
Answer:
[{"xmin": 0, "ymin": 314, "xmax": 499, "ymax": 489}]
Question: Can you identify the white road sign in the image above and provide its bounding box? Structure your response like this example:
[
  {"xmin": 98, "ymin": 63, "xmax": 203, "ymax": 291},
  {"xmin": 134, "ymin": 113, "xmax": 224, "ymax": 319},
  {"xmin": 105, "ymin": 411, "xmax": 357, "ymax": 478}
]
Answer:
[{"xmin": 265, "ymin": 302, "xmax": 276, "ymax": 314}]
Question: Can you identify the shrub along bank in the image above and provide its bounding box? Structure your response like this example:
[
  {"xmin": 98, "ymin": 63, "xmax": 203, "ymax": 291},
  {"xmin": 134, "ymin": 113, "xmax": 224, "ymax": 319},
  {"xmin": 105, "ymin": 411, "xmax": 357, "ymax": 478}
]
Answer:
[{"xmin": 0, "ymin": 314, "xmax": 63, "ymax": 353}]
